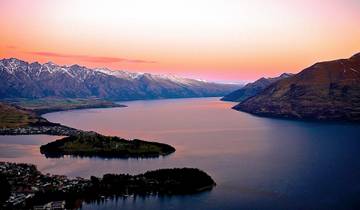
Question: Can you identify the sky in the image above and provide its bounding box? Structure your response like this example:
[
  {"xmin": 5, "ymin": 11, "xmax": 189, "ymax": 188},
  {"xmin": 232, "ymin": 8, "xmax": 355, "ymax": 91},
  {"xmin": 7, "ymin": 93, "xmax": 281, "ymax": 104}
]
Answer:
[{"xmin": 1, "ymin": 0, "xmax": 360, "ymax": 82}]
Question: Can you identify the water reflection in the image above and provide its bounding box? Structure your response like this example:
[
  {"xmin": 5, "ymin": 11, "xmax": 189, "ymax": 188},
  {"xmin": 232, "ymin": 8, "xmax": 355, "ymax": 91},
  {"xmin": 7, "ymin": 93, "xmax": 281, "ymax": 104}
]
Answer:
[{"xmin": 1, "ymin": 98, "xmax": 360, "ymax": 209}]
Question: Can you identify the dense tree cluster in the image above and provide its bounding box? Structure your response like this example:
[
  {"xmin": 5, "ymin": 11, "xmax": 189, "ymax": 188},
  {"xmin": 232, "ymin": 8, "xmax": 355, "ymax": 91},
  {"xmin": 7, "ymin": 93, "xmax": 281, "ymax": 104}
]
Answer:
[
  {"xmin": 40, "ymin": 133, "xmax": 175, "ymax": 158},
  {"xmin": 1, "ymin": 162, "xmax": 215, "ymax": 209},
  {"xmin": 0, "ymin": 175, "xmax": 10, "ymax": 202}
]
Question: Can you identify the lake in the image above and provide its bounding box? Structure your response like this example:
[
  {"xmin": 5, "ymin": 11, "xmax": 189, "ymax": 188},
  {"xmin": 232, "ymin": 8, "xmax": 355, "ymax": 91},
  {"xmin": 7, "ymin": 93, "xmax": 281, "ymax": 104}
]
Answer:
[{"xmin": 1, "ymin": 98, "xmax": 360, "ymax": 209}]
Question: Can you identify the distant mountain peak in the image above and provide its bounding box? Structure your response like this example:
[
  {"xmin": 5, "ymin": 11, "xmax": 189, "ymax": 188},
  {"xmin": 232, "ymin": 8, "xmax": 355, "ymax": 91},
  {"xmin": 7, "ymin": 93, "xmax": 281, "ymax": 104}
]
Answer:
[
  {"xmin": 44, "ymin": 61, "xmax": 57, "ymax": 66},
  {"xmin": 69, "ymin": 64, "xmax": 85, "ymax": 69},
  {"xmin": 0, "ymin": 57, "xmax": 239, "ymax": 100},
  {"xmin": 1, "ymin": 57, "xmax": 27, "ymax": 65},
  {"xmin": 350, "ymin": 52, "xmax": 360, "ymax": 60},
  {"xmin": 234, "ymin": 53, "xmax": 360, "ymax": 121},
  {"xmin": 221, "ymin": 73, "xmax": 292, "ymax": 102},
  {"xmin": 1, "ymin": 57, "xmax": 22, "ymax": 62},
  {"xmin": 279, "ymin": 73, "xmax": 293, "ymax": 78}
]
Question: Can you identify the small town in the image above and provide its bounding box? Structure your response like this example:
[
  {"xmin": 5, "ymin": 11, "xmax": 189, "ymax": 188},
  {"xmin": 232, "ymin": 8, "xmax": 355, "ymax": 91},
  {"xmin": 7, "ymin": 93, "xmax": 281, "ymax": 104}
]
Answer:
[
  {"xmin": 0, "ymin": 125, "xmax": 82, "ymax": 136},
  {"xmin": 0, "ymin": 162, "xmax": 91, "ymax": 210},
  {"xmin": 0, "ymin": 161, "xmax": 215, "ymax": 210}
]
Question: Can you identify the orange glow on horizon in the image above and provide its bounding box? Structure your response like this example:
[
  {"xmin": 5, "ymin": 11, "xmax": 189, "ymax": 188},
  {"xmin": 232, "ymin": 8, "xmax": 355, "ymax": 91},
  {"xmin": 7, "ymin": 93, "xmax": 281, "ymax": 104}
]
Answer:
[{"xmin": 1, "ymin": 0, "xmax": 360, "ymax": 82}]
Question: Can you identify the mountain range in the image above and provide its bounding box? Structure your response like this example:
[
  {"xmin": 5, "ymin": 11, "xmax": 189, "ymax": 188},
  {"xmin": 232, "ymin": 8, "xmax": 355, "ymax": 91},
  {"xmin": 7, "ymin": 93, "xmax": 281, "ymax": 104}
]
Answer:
[
  {"xmin": 221, "ymin": 73, "xmax": 293, "ymax": 102},
  {"xmin": 234, "ymin": 53, "xmax": 360, "ymax": 121},
  {"xmin": 0, "ymin": 58, "xmax": 239, "ymax": 100}
]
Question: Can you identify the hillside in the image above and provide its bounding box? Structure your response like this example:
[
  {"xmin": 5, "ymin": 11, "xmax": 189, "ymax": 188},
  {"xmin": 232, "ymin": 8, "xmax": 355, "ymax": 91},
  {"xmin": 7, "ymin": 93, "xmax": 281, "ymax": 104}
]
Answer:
[
  {"xmin": 221, "ymin": 73, "xmax": 292, "ymax": 102},
  {"xmin": 234, "ymin": 53, "xmax": 360, "ymax": 121},
  {"xmin": 4, "ymin": 98, "xmax": 123, "ymax": 115},
  {"xmin": 0, "ymin": 103, "xmax": 44, "ymax": 128}
]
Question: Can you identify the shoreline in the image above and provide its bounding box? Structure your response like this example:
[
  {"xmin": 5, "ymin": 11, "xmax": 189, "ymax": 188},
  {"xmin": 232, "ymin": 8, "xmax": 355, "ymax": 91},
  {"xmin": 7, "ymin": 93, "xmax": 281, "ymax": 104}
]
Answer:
[
  {"xmin": 0, "ymin": 162, "xmax": 216, "ymax": 209},
  {"xmin": 4, "ymin": 98, "xmax": 126, "ymax": 115},
  {"xmin": 0, "ymin": 100, "xmax": 176, "ymax": 158}
]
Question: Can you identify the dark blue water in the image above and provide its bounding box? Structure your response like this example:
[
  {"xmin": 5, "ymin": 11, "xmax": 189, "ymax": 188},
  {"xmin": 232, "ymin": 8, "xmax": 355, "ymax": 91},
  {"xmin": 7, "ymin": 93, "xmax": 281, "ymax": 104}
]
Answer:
[{"xmin": 1, "ymin": 98, "xmax": 360, "ymax": 209}]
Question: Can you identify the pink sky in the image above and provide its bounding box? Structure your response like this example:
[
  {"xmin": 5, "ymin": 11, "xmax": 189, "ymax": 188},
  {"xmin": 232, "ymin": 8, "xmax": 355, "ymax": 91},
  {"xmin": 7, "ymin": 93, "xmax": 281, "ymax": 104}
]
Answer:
[{"xmin": 1, "ymin": 0, "xmax": 360, "ymax": 82}]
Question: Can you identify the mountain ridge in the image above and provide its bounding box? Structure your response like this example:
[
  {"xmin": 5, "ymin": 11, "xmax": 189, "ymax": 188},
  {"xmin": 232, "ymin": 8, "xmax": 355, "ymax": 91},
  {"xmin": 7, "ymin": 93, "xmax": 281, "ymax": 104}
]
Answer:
[
  {"xmin": 221, "ymin": 73, "xmax": 293, "ymax": 102},
  {"xmin": 0, "ymin": 58, "xmax": 240, "ymax": 101},
  {"xmin": 234, "ymin": 53, "xmax": 360, "ymax": 121}
]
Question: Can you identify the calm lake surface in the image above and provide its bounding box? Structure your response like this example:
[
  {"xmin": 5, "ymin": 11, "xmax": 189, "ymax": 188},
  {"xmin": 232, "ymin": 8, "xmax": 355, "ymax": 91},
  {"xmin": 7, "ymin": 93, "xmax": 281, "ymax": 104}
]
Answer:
[{"xmin": 1, "ymin": 97, "xmax": 360, "ymax": 210}]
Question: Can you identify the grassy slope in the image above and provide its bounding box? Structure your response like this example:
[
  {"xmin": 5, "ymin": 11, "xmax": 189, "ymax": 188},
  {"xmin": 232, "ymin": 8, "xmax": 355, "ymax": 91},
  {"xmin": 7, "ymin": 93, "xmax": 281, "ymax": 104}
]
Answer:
[
  {"xmin": 235, "ymin": 54, "xmax": 360, "ymax": 121},
  {"xmin": 0, "ymin": 103, "xmax": 40, "ymax": 128},
  {"xmin": 0, "ymin": 97, "xmax": 123, "ymax": 128},
  {"xmin": 1, "ymin": 98, "xmax": 175, "ymax": 158},
  {"xmin": 4, "ymin": 98, "xmax": 124, "ymax": 115}
]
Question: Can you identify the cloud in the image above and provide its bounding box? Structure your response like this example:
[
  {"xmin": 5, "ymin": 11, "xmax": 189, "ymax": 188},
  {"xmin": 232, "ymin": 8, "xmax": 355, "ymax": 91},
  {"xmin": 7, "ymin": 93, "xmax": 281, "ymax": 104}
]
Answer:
[
  {"xmin": 6, "ymin": 45, "xmax": 17, "ymax": 49},
  {"xmin": 28, "ymin": 51, "xmax": 156, "ymax": 64}
]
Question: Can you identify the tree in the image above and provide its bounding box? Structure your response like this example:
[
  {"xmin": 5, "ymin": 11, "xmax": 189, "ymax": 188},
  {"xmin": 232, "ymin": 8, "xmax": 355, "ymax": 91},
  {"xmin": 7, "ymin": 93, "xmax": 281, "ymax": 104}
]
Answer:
[{"xmin": 0, "ymin": 175, "xmax": 11, "ymax": 203}]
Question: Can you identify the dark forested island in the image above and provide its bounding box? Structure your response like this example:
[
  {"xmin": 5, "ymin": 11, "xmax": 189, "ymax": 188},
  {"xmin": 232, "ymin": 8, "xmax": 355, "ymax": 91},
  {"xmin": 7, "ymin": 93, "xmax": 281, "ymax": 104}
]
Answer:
[
  {"xmin": 0, "ymin": 100, "xmax": 175, "ymax": 158},
  {"xmin": 40, "ymin": 132, "xmax": 176, "ymax": 158},
  {"xmin": 0, "ymin": 162, "xmax": 216, "ymax": 209}
]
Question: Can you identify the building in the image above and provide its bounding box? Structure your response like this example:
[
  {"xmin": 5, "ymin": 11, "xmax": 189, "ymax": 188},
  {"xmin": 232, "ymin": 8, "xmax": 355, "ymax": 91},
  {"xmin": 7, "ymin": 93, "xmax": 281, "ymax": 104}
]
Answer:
[{"xmin": 33, "ymin": 201, "xmax": 65, "ymax": 210}]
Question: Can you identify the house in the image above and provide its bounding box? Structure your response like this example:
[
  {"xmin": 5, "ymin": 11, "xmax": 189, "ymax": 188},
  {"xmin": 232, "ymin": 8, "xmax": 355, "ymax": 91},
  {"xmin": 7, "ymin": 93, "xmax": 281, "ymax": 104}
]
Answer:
[{"xmin": 33, "ymin": 201, "xmax": 65, "ymax": 210}]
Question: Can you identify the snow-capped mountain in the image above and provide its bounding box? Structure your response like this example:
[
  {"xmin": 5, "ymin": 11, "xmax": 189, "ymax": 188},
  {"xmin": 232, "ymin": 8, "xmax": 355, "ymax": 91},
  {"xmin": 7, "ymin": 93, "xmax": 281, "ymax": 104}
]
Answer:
[
  {"xmin": 94, "ymin": 67, "xmax": 142, "ymax": 80},
  {"xmin": 0, "ymin": 58, "xmax": 240, "ymax": 100}
]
